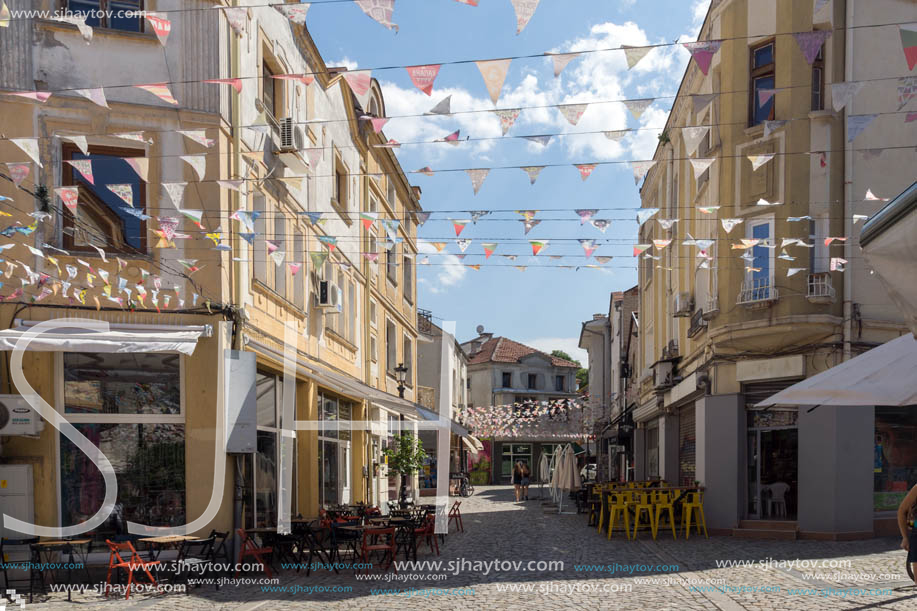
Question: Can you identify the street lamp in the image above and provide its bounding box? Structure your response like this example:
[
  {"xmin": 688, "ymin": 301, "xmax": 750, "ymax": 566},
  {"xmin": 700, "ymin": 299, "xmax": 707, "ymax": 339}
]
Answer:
[{"xmin": 394, "ymin": 363, "xmax": 408, "ymax": 398}]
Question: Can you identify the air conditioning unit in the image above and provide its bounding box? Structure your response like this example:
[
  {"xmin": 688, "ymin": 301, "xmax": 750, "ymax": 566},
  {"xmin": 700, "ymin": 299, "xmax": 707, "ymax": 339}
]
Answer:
[
  {"xmin": 316, "ymin": 279, "xmax": 342, "ymax": 311},
  {"xmin": 653, "ymin": 360, "xmax": 674, "ymax": 391},
  {"xmin": 0, "ymin": 396, "xmax": 44, "ymax": 436},
  {"xmin": 276, "ymin": 117, "xmax": 306, "ymax": 153},
  {"xmin": 673, "ymin": 292, "xmax": 694, "ymax": 317}
]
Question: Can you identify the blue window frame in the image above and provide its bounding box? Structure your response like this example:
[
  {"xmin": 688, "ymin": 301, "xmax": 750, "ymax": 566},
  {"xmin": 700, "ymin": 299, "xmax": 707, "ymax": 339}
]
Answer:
[
  {"xmin": 751, "ymin": 222, "xmax": 771, "ymax": 283},
  {"xmin": 750, "ymin": 41, "xmax": 776, "ymax": 126}
]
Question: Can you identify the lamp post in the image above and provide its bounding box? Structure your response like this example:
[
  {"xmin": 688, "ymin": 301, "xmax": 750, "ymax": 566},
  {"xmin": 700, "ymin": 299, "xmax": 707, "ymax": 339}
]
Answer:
[{"xmin": 394, "ymin": 363, "xmax": 408, "ymax": 398}]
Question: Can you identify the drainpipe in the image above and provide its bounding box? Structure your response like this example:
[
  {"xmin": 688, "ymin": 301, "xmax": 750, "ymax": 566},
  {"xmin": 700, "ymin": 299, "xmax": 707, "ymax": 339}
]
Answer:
[{"xmin": 842, "ymin": 0, "xmax": 854, "ymax": 361}]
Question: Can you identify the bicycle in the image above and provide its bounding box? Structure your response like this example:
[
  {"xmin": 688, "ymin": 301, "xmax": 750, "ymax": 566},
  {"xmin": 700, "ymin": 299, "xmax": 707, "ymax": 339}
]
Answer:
[{"xmin": 459, "ymin": 474, "xmax": 474, "ymax": 497}]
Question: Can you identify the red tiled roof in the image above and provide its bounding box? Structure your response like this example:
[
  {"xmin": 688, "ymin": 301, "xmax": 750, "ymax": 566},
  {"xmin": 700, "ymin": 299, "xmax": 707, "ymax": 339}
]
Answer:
[{"xmin": 466, "ymin": 337, "xmax": 579, "ymax": 368}]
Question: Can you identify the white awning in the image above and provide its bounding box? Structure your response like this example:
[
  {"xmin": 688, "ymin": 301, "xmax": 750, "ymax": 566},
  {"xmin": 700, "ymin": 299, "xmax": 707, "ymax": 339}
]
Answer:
[
  {"xmin": 757, "ymin": 333, "xmax": 917, "ymax": 407},
  {"xmin": 462, "ymin": 436, "xmax": 480, "ymax": 455},
  {"xmin": 0, "ymin": 320, "xmax": 210, "ymax": 355}
]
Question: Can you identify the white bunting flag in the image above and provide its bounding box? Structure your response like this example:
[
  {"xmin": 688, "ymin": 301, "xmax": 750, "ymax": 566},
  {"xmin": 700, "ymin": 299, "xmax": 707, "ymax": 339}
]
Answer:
[
  {"xmin": 494, "ymin": 109, "xmax": 521, "ymax": 135},
  {"xmin": 787, "ymin": 267, "xmax": 806, "ymax": 277},
  {"xmin": 721, "ymin": 218, "xmax": 743, "ymax": 233},
  {"xmin": 558, "ymin": 103, "xmax": 588, "ymax": 126},
  {"xmin": 466, "ymin": 169, "xmax": 490, "ymax": 195},
  {"xmin": 181, "ymin": 155, "xmax": 206, "ymax": 181},
  {"xmin": 61, "ymin": 134, "xmax": 89, "ymax": 155},
  {"xmin": 178, "ymin": 130, "xmax": 215, "ymax": 148},
  {"xmin": 690, "ymin": 158, "xmax": 715, "ymax": 180},
  {"xmin": 125, "ymin": 159, "xmax": 148, "ymax": 182},
  {"xmin": 223, "ymin": 7, "xmax": 247, "ymax": 36},
  {"xmin": 681, "ymin": 126, "xmax": 709, "ymax": 155},
  {"xmin": 476, "ymin": 59, "xmax": 512, "ymax": 106},
  {"xmin": 604, "ymin": 130, "xmax": 628, "ymax": 141},
  {"xmin": 549, "ymin": 52, "xmax": 581, "ymax": 77},
  {"xmin": 356, "ymin": 0, "xmax": 398, "ymax": 31},
  {"xmin": 636, "ymin": 208, "xmax": 659, "ymax": 225},
  {"xmin": 748, "ymin": 154, "xmax": 774, "ymax": 171},
  {"xmin": 162, "ymin": 183, "xmax": 187, "ymax": 209},
  {"xmin": 510, "ymin": 0, "xmax": 540, "ymax": 34},
  {"xmin": 11, "ymin": 138, "xmax": 42, "ymax": 167},
  {"xmin": 107, "ymin": 184, "xmax": 134, "ymax": 207},
  {"xmin": 74, "ymin": 87, "xmax": 109, "ymax": 108},
  {"xmin": 831, "ymin": 81, "xmax": 864, "ymax": 112},
  {"xmin": 630, "ymin": 160, "xmax": 656, "ymax": 185},
  {"xmin": 623, "ymin": 98, "xmax": 653, "ymax": 119},
  {"xmin": 65, "ymin": 159, "xmax": 94, "ymax": 184},
  {"xmin": 764, "ymin": 120, "xmax": 788, "ymax": 138},
  {"xmin": 848, "ymin": 114, "xmax": 877, "ymax": 142},
  {"xmin": 621, "ymin": 45, "xmax": 651, "ymax": 70},
  {"xmin": 275, "ymin": 3, "xmax": 310, "ymax": 24}
]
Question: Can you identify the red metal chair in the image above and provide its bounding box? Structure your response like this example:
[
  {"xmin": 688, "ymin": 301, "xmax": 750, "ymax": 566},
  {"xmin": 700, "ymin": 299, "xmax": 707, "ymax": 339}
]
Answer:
[
  {"xmin": 104, "ymin": 540, "xmax": 160, "ymax": 600},
  {"xmin": 360, "ymin": 527, "xmax": 397, "ymax": 572},
  {"xmin": 234, "ymin": 529, "xmax": 273, "ymax": 578},
  {"xmin": 448, "ymin": 500, "xmax": 464, "ymax": 533}
]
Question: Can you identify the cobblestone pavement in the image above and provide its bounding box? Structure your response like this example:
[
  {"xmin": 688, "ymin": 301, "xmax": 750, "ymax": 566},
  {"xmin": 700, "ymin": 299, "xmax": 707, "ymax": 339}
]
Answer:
[{"xmin": 17, "ymin": 486, "xmax": 917, "ymax": 610}]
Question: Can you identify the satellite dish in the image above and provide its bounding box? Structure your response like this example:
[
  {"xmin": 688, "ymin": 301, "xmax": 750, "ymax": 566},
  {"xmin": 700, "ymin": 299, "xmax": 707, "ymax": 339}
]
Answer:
[{"xmin": 476, "ymin": 325, "xmax": 485, "ymax": 334}]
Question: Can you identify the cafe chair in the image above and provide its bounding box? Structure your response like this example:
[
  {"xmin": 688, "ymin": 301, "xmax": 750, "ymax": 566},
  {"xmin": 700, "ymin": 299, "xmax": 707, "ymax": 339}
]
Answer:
[
  {"xmin": 234, "ymin": 529, "xmax": 273, "ymax": 578},
  {"xmin": 448, "ymin": 500, "xmax": 463, "ymax": 533},
  {"xmin": 414, "ymin": 513, "xmax": 440, "ymax": 556},
  {"xmin": 0, "ymin": 537, "xmax": 43, "ymax": 603},
  {"xmin": 606, "ymin": 492, "xmax": 631, "ymax": 541},
  {"xmin": 652, "ymin": 491, "xmax": 678, "ymax": 540},
  {"xmin": 177, "ymin": 536, "xmax": 215, "ymax": 589},
  {"xmin": 681, "ymin": 491, "xmax": 709, "ymax": 539},
  {"xmin": 105, "ymin": 540, "xmax": 161, "ymax": 600},
  {"xmin": 360, "ymin": 527, "xmax": 397, "ymax": 572},
  {"xmin": 631, "ymin": 492, "xmax": 656, "ymax": 539}
]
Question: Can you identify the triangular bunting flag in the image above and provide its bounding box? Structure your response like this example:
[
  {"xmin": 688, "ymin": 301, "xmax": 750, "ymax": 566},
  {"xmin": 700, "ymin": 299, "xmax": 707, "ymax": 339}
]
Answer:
[
  {"xmin": 831, "ymin": 81, "xmax": 864, "ymax": 112},
  {"xmin": 476, "ymin": 59, "xmax": 512, "ymax": 105},
  {"xmin": 11, "ymin": 138, "xmax": 42, "ymax": 167},
  {"xmin": 6, "ymin": 163, "xmax": 30, "ymax": 188},
  {"xmin": 162, "ymin": 183, "xmax": 187, "ymax": 209},
  {"xmin": 355, "ymin": 0, "xmax": 398, "ymax": 31},
  {"xmin": 748, "ymin": 154, "xmax": 774, "ymax": 171},
  {"xmin": 900, "ymin": 24, "xmax": 917, "ymax": 71},
  {"xmin": 406, "ymin": 64, "xmax": 441, "ymax": 96},
  {"xmin": 848, "ymin": 114, "xmax": 877, "ymax": 142},
  {"xmin": 181, "ymin": 155, "xmax": 207, "ymax": 181},
  {"xmin": 65, "ymin": 159, "xmax": 94, "ymax": 184},
  {"xmin": 55, "ymin": 187, "xmax": 79, "ymax": 212},
  {"xmin": 575, "ymin": 210, "xmax": 597, "ymax": 225},
  {"xmin": 482, "ymin": 243, "xmax": 497, "ymax": 258},
  {"xmin": 145, "ymin": 13, "xmax": 171, "ymax": 45},
  {"xmin": 523, "ymin": 135, "xmax": 552, "ymax": 147},
  {"xmin": 604, "ymin": 130, "xmax": 628, "ymax": 141},
  {"xmin": 342, "ymin": 70, "xmax": 372, "ymax": 96},
  {"xmin": 631, "ymin": 160, "xmax": 656, "ymax": 185},
  {"xmin": 275, "ymin": 3, "xmax": 310, "ymax": 24},
  {"xmin": 575, "ymin": 164, "xmax": 596, "ymax": 181},
  {"xmin": 558, "ymin": 103, "xmax": 588, "ymax": 126},
  {"xmin": 530, "ymin": 240, "xmax": 547, "ymax": 256},
  {"xmin": 683, "ymin": 40, "xmax": 722, "ymax": 75},
  {"xmin": 690, "ymin": 158, "xmax": 714, "ymax": 180},
  {"xmin": 721, "ymin": 218, "xmax": 743, "ymax": 233},
  {"xmin": 495, "ymin": 109, "xmax": 521, "ymax": 136},
  {"xmin": 510, "ymin": 0, "xmax": 540, "ymax": 34},
  {"xmin": 135, "ymin": 83, "xmax": 179, "ymax": 105},
  {"xmin": 692, "ymin": 93, "xmax": 716, "ymax": 114},
  {"xmin": 178, "ymin": 130, "xmax": 215, "ymax": 148},
  {"xmin": 681, "ymin": 126, "xmax": 709, "ymax": 155},
  {"xmin": 360, "ymin": 211, "xmax": 378, "ymax": 230},
  {"xmin": 550, "ymin": 52, "xmax": 581, "ymax": 77},
  {"xmin": 636, "ymin": 208, "xmax": 659, "ymax": 225},
  {"xmin": 522, "ymin": 166, "xmax": 544, "ymax": 184},
  {"xmin": 456, "ymin": 239, "xmax": 471, "ymax": 253},
  {"xmin": 427, "ymin": 95, "xmax": 451, "ymax": 115},
  {"xmin": 792, "ymin": 30, "xmax": 832, "ymax": 65},
  {"xmin": 74, "ymin": 87, "xmax": 109, "ymax": 108},
  {"xmin": 223, "ymin": 7, "xmax": 247, "ymax": 35},
  {"xmin": 623, "ymin": 98, "xmax": 653, "ymax": 119},
  {"xmin": 521, "ymin": 219, "xmax": 541, "ymax": 235},
  {"xmin": 621, "ymin": 45, "xmax": 651, "ymax": 70},
  {"xmin": 453, "ymin": 220, "xmax": 469, "ymax": 236},
  {"xmin": 764, "ymin": 120, "xmax": 787, "ymax": 138},
  {"xmin": 579, "ymin": 239, "xmax": 597, "ymax": 258},
  {"xmin": 204, "ymin": 78, "xmax": 243, "ymax": 94},
  {"xmin": 466, "ymin": 169, "xmax": 490, "ymax": 195},
  {"xmin": 124, "ymin": 157, "xmax": 149, "ymax": 181}
]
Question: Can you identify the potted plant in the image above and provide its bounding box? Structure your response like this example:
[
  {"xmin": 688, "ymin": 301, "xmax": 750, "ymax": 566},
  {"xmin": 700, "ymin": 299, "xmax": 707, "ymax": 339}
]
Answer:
[{"xmin": 382, "ymin": 433, "xmax": 427, "ymax": 506}]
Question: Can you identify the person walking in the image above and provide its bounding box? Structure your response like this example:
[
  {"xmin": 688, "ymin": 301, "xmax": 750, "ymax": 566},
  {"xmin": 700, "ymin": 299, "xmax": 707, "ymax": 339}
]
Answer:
[
  {"xmin": 520, "ymin": 461, "xmax": 531, "ymax": 501},
  {"xmin": 512, "ymin": 461, "xmax": 525, "ymax": 502}
]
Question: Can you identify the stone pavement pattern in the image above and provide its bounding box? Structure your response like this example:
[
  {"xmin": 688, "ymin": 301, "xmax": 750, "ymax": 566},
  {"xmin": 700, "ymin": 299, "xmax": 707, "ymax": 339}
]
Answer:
[{"xmin": 19, "ymin": 486, "xmax": 917, "ymax": 610}]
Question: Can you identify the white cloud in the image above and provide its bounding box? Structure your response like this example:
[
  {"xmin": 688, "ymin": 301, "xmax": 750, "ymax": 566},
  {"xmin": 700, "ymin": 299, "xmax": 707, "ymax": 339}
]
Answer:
[
  {"xmin": 328, "ymin": 57, "xmax": 359, "ymax": 71},
  {"xmin": 418, "ymin": 240, "xmax": 466, "ymax": 294},
  {"xmin": 523, "ymin": 337, "xmax": 588, "ymax": 366}
]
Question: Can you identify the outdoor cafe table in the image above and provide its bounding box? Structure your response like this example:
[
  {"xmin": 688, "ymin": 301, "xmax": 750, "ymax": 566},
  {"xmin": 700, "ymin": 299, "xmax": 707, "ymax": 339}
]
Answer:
[
  {"xmin": 33, "ymin": 539, "xmax": 92, "ymax": 602},
  {"xmin": 138, "ymin": 535, "xmax": 202, "ymax": 562}
]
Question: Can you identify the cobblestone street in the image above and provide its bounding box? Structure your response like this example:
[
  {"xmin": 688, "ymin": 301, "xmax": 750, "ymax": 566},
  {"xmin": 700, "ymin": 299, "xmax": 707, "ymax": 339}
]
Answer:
[{"xmin": 17, "ymin": 486, "xmax": 917, "ymax": 610}]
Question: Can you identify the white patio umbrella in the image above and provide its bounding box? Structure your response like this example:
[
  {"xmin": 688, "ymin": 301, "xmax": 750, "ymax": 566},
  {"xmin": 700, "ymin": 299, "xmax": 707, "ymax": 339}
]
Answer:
[
  {"xmin": 537, "ymin": 450, "xmax": 551, "ymax": 499},
  {"xmin": 557, "ymin": 444, "xmax": 579, "ymax": 514},
  {"xmin": 549, "ymin": 445, "xmax": 565, "ymax": 504}
]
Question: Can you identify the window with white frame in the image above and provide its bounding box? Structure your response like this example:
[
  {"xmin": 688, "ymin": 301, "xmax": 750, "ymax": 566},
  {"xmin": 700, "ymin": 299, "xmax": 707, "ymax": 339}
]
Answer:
[
  {"xmin": 370, "ymin": 334, "xmax": 378, "ymax": 362},
  {"xmin": 745, "ymin": 216, "xmax": 775, "ymax": 294},
  {"xmin": 386, "ymin": 319, "xmax": 397, "ymax": 375},
  {"xmin": 59, "ymin": 352, "xmax": 184, "ymax": 536},
  {"xmin": 369, "ymin": 299, "xmax": 377, "ymax": 328},
  {"xmin": 403, "ymin": 334, "xmax": 413, "ymax": 386}
]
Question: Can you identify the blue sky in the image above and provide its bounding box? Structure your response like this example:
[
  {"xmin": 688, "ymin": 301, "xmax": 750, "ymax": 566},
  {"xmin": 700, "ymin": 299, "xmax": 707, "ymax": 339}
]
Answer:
[{"xmin": 309, "ymin": 0, "xmax": 710, "ymax": 363}]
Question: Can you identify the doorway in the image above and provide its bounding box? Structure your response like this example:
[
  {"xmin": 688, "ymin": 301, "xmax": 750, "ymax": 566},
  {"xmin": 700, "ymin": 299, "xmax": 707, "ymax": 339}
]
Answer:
[{"xmin": 746, "ymin": 410, "xmax": 798, "ymax": 520}]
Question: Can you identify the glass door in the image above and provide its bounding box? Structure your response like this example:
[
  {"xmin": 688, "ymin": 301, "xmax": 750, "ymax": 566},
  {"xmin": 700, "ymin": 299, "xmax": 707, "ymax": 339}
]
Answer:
[
  {"xmin": 759, "ymin": 429, "xmax": 798, "ymax": 520},
  {"xmin": 340, "ymin": 442, "xmax": 351, "ymax": 505}
]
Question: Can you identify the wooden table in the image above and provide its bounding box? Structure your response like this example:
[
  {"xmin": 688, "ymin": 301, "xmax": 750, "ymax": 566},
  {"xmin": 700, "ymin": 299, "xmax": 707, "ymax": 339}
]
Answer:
[
  {"xmin": 138, "ymin": 535, "xmax": 201, "ymax": 562},
  {"xmin": 33, "ymin": 539, "xmax": 92, "ymax": 601}
]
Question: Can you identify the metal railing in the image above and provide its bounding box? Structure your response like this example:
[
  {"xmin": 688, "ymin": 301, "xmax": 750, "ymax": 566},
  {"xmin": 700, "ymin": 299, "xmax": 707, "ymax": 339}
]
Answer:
[
  {"xmin": 806, "ymin": 272, "xmax": 835, "ymax": 302},
  {"xmin": 737, "ymin": 278, "xmax": 778, "ymax": 305}
]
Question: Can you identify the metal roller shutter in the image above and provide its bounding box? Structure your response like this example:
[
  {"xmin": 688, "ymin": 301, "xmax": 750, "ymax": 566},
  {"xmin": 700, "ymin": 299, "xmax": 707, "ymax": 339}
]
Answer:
[{"xmin": 679, "ymin": 406, "xmax": 696, "ymax": 487}]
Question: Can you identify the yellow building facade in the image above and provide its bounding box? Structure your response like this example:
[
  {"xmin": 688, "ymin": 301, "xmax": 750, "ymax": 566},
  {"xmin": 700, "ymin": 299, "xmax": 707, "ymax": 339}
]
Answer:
[{"xmin": 635, "ymin": 0, "xmax": 914, "ymax": 538}]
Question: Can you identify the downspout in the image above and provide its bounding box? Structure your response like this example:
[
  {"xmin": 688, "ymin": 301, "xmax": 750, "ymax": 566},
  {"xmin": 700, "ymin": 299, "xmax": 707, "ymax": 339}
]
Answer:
[{"xmin": 842, "ymin": 0, "xmax": 854, "ymax": 361}]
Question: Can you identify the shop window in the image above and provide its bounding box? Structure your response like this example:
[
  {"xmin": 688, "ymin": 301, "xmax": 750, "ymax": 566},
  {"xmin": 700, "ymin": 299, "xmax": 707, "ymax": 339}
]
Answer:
[
  {"xmin": 749, "ymin": 40, "xmax": 776, "ymax": 126},
  {"xmin": 647, "ymin": 425, "xmax": 660, "ymax": 478},
  {"xmin": 63, "ymin": 1, "xmax": 144, "ymax": 31},
  {"xmin": 62, "ymin": 144, "xmax": 147, "ymax": 254},
  {"xmin": 318, "ymin": 392, "xmax": 354, "ymax": 507},
  {"xmin": 60, "ymin": 352, "xmax": 182, "ymax": 537},
  {"xmin": 874, "ymin": 407, "xmax": 917, "ymax": 511}
]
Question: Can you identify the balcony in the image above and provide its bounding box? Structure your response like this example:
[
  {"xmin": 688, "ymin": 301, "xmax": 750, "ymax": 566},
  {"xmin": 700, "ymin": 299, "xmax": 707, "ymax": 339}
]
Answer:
[
  {"xmin": 702, "ymin": 296, "xmax": 719, "ymax": 320},
  {"xmin": 806, "ymin": 272, "xmax": 836, "ymax": 304},
  {"xmin": 737, "ymin": 278, "xmax": 779, "ymax": 307},
  {"xmin": 687, "ymin": 308, "xmax": 707, "ymax": 338}
]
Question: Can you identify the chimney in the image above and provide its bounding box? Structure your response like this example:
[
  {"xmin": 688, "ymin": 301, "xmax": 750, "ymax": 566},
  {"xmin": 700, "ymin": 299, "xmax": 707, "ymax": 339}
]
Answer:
[
  {"xmin": 471, "ymin": 331, "xmax": 493, "ymax": 354},
  {"xmin": 411, "ymin": 185, "xmax": 422, "ymax": 201},
  {"xmin": 593, "ymin": 314, "xmax": 606, "ymax": 320}
]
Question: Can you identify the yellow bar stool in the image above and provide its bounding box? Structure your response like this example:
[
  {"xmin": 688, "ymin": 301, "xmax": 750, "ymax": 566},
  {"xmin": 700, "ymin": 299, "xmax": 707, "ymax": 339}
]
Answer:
[
  {"xmin": 631, "ymin": 492, "xmax": 656, "ymax": 539},
  {"xmin": 681, "ymin": 491, "xmax": 709, "ymax": 539},
  {"xmin": 606, "ymin": 492, "xmax": 631, "ymax": 540},
  {"xmin": 595, "ymin": 486, "xmax": 609, "ymax": 534},
  {"xmin": 652, "ymin": 491, "xmax": 677, "ymax": 540}
]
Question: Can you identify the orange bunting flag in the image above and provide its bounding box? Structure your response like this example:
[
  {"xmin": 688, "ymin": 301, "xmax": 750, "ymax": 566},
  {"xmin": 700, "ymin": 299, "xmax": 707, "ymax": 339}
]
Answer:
[
  {"xmin": 482, "ymin": 243, "xmax": 497, "ymax": 258},
  {"xmin": 135, "ymin": 83, "xmax": 179, "ymax": 105},
  {"xmin": 453, "ymin": 220, "xmax": 469, "ymax": 237},
  {"xmin": 530, "ymin": 240, "xmax": 547, "ymax": 256}
]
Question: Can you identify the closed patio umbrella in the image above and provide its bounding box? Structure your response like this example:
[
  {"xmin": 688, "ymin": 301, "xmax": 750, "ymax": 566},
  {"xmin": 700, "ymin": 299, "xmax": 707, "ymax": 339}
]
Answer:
[{"xmin": 537, "ymin": 451, "xmax": 551, "ymax": 499}]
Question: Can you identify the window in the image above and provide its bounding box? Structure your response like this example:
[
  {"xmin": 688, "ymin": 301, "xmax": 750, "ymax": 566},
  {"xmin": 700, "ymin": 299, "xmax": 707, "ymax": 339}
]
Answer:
[
  {"xmin": 60, "ymin": 353, "xmax": 182, "ymax": 537},
  {"xmin": 318, "ymin": 392, "xmax": 354, "ymax": 507},
  {"xmin": 527, "ymin": 374, "xmax": 537, "ymax": 390},
  {"xmin": 261, "ymin": 61, "xmax": 281, "ymax": 119},
  {"xmin": 62, "ymin": 144, "xmax": 147, "ymax": 254},
  {"xmin": 555, "ymin": 375, "xmax": 565, "ymax": 392},
  {"xmin": 386, "ymin": 319, "xmax": 397, "ymax": 374},
  {"xmin": 387, "ymin": 179, "xmax": 396, "ymax": 208},
  {"xmin": 403, "ymin": 335, "xmax": 413, "ymax": 386},
  {"xmin": 386, "ymin": 243, "xmax": 398, "ymax": 285},
  {"xmin": 370, "ymin": 334, "xmax": 378, "ymax": 362},
  {"xmin": 647, "ymin": 424, "xmax": 660, "ymax": 478},
  {"xmin": 64, "ymin": 1, "xmax": 144, "ymax": 31},
  {"xmin": 874, "ymin": 407, "xmax": 917, "ymax": 511},
  {"xmin": 369, "ymin": 299, "xmax": 377, "ymax": 328},
  {"xmin": 333, "ymin": 162, "xmax": 347, "ymax": 210},
  {"xmin": 500, "ymin": 443, "xmax": 532, "ymax": 483},
  {"xmin": 347, "ymin": 279, "xmax": 356, "ymax": 344},
  {"xmin": 403, "ymin": 255, "xmax": 413, "ymax": 302},
  {"xmin": 369, "ymin": 196, "xmax": 378, "ymax": 213},
  {"xmin": 293, "ymin": 227, "xmax": 305, "ymax": 309},
  {"xmin": 811, "ymin": 44, "xmax": 825, "ymax": 111},
  {"xmin": 274, "ymin": 215, "xmax": 286, "ymax": 298},
  {"xmin": 502, "ymin": 372, "xmax": 512, "ymax": 388},
  {"xmin": 749, "ymin": 40, "xmax": 776, "ymax": 126},
  {"xmin": 253, "ymin": 195, "xmax": 267, "ymax": 284},
  {"xmin": 747, "ymin": 218, "xmax": 773, "ymax": 286}
]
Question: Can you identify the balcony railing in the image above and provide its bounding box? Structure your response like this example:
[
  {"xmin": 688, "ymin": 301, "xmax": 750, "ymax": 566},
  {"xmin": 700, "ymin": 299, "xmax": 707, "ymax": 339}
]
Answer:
[
  {"xmin": 806, "ymin": 272, "xmax": 836, "ymax": 304},
  {"xmin": 737, "ymin": 278, "xmax": 778, "ymax": 306},
  {"xmin": 687, "ymin": 308, "xmax": 707, "ymax": 338}
]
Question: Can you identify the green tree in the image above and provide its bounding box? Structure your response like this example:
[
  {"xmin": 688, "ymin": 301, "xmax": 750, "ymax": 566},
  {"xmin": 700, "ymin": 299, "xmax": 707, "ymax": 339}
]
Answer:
[
  {"xmin": 576, "ymin": 368, "xmax": 589, "ymax": 390},
  {"xmin": 550, "ymin": 349, "xmax": 581, "ymax": 366},
  {"xmin": 383, "ymin": 433, "xmax": 427, "ymax": 504}
]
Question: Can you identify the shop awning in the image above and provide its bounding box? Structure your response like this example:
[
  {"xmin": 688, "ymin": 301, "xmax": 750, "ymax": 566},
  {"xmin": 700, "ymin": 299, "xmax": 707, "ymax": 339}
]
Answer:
[
  {"xmin": 0, "ymin": 320, "xmax": 211, "ymax": 355},
  {"xmin": 416, "ymin": 406, "xmax": 471, "ymax": 437},
  {"xmin": 757, "ymin": 333, "xmax": 917, "ymax": 407},
  {"xmin": 462, "ymin": 436, "xmax": 481, "ymax": 455}
]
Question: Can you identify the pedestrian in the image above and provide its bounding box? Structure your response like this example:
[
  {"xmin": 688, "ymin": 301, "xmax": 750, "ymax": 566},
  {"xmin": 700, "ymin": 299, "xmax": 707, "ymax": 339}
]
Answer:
[
  {"xmin": 897, "ymin": 483, "xmax": 917, "ymax": 583},
  {"xmin": 512, "ymin": 461, "xmax": 525, "ymax": 502},
  {"xmin": 521, "ymin": 461, "xmax": 531, "ymax": 501}
]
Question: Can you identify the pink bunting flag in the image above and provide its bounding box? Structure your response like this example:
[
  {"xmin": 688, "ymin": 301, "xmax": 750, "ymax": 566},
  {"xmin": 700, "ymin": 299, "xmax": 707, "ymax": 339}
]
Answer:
[
  {"xmin": 406, "ymin": 64, "xmax": 441, "ymax": 96},
  {"xmin": 683, "ymin": 40, "xmax": 723, "ymax": 76},
  {"xmin": 758, "ymin": 88, "xmax": 777, "ymax": 107},
  {"xmin": 65, "ymin": 159, "xmax": 94, "ymax": 184},
  {"xmin": 549, "ymin": 52, "xmax": 581, "ymax": 77},
  {"xmin": 510, "ymin": 0, "xmax": 540, "ymax": 34},
  {"xmin": 454, "ymin": 0, "xmax": 478, "ymax": 5},
  {"xmin": 370, "ymin": 117, "xmax": 389, "ymax": 133},
  {"xmin": 494, "ymin": 109, "xmax": 520, "ymax": 136},
  {"xmin": 575, "ymin": 164, "xmax": 596, "ymax": 181},
  {"xmin": 453, "ymin": 220, "xmax": 469, "ymax": 236},
  {"xmin": 576, "ymin": 209, "xmax": 596, "ymax": 225},
  {"xmin": 55, "ymin": 187, "xmax": 79, "ymax": 212},
  {"xmin": 342, "ymin": 70, "xmax": 372, "ymax": 96},
  {"xmin": 793, "ymin": 30, "xmax": 832, "ymax": 65},
  {"xmin": 7, "ymin": 91, "xmax": 52, "ymax": 103},
  {"xmin": 558, "ymin": 103, "xmax": 588, "ymax": 126},
  {"xmin": 74, "ymin": 88, "xmax": 108, "ymax": 108},
  {"xmin": 363, "ymin": 252, "xmax": 380, "ymax": 262},
  {"xmin": 135, "ymin": 83, "xmax": 178, "ymax": 105},
  {"xmin": 579, "ymin": 239, "xmax": 597, "ymax": 258},
  {"xmin": 275, "ymin": 3, "xmax": 310, "ymax": 24},
  {"xmin": 414, "ymin": 166, "xmax": 434, "ymax": 176},
  {"xmin": 482, "ymin": 243, "xmax": 497, "ymax": 258},
  {"xmin": 145, "ymin": 13, "xmax": 171, "ymax": 46},
  {"xmin": 6, "ymin": 163, "xmax": 29, "ymax": 188},
  {"xmin": 204, "ymin": 78, "xmax": 243, "ymax": 94},
  {"xmin": 124, "ymin": 157, "xmax": 149, "ymax": 181},
  {"xmin": 355, "ymin": 0, "xmax": 398, "ymax": 31},
  {"xmin": 824, "ymin": 237, "xmax": 847, "ymax": 247}
]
